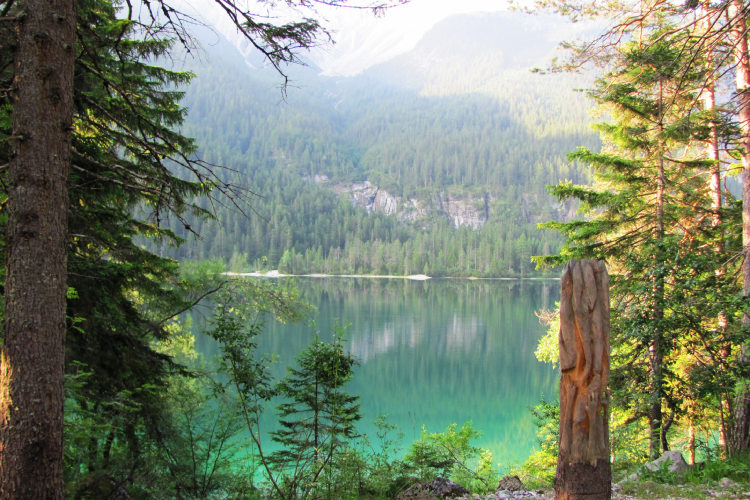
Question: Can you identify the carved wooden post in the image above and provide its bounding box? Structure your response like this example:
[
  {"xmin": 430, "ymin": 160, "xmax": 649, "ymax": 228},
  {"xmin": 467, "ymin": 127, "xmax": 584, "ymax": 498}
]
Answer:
[{"xmin": 555, "ymin": 260, "xmax": 611, "ymax": 500}]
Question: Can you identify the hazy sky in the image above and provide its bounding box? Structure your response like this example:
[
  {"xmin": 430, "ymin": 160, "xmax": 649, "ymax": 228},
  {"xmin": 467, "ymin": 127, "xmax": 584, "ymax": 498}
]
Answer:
[
  {"xmin": 310, "ymin": 0, "xmax": 520, "ymax": 74},
  {"xmin": 182, "ymin": 0, "xmax": 581, "ymax": 75}
]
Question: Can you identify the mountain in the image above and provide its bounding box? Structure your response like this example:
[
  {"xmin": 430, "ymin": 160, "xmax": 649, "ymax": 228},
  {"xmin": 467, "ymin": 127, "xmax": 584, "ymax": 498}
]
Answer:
[
  {"xmin": 366, "ymin": 11, "xmax": 558, "ymax": 85},
  {"xmin": 157, "ymin": 11, "xmax": 598, "ymax": 277}
]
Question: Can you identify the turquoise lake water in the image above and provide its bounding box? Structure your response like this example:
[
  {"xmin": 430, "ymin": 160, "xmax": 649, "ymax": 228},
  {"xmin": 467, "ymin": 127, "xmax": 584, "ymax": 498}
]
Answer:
[{"xmin": 195, "ymin": 277, "xmax": 560, "ymax": 469}]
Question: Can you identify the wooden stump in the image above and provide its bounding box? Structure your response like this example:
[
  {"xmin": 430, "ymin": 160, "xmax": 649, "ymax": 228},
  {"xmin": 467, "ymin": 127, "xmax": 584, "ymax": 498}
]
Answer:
[{"xmin": 555, "ymin": 260, "xmax": 611, "ymax": 500}]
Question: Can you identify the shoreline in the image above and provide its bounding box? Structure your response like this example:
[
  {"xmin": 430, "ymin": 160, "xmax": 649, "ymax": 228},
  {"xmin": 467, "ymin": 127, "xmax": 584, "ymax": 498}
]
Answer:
[{"xmin": 223, "ymin": 270, "xmax": 560, "ymax": 281}]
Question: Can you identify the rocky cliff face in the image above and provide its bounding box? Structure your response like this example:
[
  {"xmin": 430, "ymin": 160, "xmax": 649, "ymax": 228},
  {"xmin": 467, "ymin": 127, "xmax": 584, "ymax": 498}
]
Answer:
[
  {"xmin": 328, "ymin": 179, "xmax": 488, "ymax": 228},
  {"xmin": 435, "ymin": 191, "xmax": 488, "ymax": 229},
  {"xmin": 340, "ymin": 181, "xmax": 399, "ymax": 215},
  {"xmin": 320, "ymin": 176, "xmax": 578, "ymax": 229}
]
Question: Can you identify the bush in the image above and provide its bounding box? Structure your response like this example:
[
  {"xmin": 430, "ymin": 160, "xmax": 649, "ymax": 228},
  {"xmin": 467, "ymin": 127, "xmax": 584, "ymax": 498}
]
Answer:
[{"xmin": 401, "ymin": 422, "xmax": 498, "ymax": 494}]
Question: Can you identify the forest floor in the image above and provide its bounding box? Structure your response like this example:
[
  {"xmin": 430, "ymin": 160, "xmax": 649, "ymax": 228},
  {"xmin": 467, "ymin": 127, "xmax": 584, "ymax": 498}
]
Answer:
[{"xmin": 455, "ymin": 481, "xmax": 750, "ymax": 499}]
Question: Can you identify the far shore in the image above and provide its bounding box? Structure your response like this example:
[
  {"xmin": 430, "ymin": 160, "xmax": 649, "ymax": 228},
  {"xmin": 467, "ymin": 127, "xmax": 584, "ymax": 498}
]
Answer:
[{"xmin": 223, "ymin": 270, "xmax": 560, "ymax": 281}]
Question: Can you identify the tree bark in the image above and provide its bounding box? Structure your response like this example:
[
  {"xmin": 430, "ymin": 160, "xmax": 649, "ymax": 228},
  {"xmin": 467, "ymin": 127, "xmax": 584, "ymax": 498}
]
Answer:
[
  {"xmin": 700, "ymin": 2, "xmax": 731, "ymax": 456},
  {"xmin": 648, "ymin": 80, "xmax": 666, "ymax": 460},
  {"xmin": 729, "ymin": 0, "xmax": 750, "ymax": 456},
  {"xmin": 555, "ymin": 260, "xmax": 611, "ymax": 500},
  {"xmin": 0, "ymin": 0, "xmax": 76, "ymax": 497}
]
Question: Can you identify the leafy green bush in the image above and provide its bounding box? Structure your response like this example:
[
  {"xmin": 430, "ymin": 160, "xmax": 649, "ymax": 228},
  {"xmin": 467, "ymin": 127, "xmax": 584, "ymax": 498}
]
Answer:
[
  {"xmin": 516, "ymin": 399, "xmax": 558, "ymax": 487},
  {"xmin": 685, "ymin": 450, "xmax": 750, "ymax": 485},
  {"xmin": 355, "ymin": 415, "xmax": 407, "ymax": 497},
  {"xmin": 401, "ymin": 422, "xmax": 498, "ymax": 494}
]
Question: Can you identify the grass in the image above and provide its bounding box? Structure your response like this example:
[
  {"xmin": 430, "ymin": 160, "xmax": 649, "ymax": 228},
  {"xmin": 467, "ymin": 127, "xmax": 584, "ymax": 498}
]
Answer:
[
  {"xmin": 512, "ymin": 450, "xmax": 750, "ymax": 499},
  {"xmin": 616, "ymin": 477, "xmax": 747, "ymax": 499}
]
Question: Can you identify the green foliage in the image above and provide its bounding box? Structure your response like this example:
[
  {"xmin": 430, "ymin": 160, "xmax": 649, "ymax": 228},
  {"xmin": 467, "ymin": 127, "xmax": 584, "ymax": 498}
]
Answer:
[
  {"xmin": 149, "ymin": 326, "xmax": 252, "ymax": 499},
  {"xmin": 319, "ymin": 414, "xmax": 405, "ymax": 499},
  {"xmin": 536, "ymin": 27, "xmax": 744, "ymax": 460},
  {"xmin": 684, "ymin": 451, "xmax": 750, "ymax": 485},
  {"xmin": 516, "ymin": 399, "xmax": 558, "ymax": 487},
  {"xmin": 517, "ymin": 448, "xmax": 556, "ymax": 489},
  {"xmin": 609, "ymin": 416, "xmax": 649, "ymax": 469},
  {"xmin": 530, "ymin": 400, "xmax": 559, "ymax": 456},
  {"xmin": 269, "ymin": 326, "xmax": 361, "ymax": 498},
  {"xmin": 597, "ymin": 447, "xmax": 750, "ymax": 500},
  {"xmin": 534, "ymin": 304, "xmax": 560, "ymax": 367},
  {"xmin": 64, "ymin": 324, "xmax": 237, "ymax": 499},
  {"xmin": 145, "ymin": 39, "xmax": 597, "ymax": 278},
  {"xmin": 401, "ymin": 422, "xmax": 498, "ymax": 494},
  {"xmin": 203, "ymin": 285, "xmax": 367, "ymax": 500},
  {"xmin": 614, "ymin": 452, "xmax": 750, "ymax": 498},
  {"xmin": 638, "ymin": 459, "xmax": 682, "ymax": 485}
]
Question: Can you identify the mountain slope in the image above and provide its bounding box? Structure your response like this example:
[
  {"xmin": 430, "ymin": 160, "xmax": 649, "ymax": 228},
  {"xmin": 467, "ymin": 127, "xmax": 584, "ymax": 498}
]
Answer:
[{"xmin": 160, "ymin": 11, "xmax": 598, "ymax": 276}]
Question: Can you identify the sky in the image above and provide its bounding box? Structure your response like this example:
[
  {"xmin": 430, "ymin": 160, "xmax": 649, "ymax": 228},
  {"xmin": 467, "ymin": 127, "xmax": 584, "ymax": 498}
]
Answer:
[
  {"xmin": 311, "ymin": 0, "xmax": 518, "ymax": 74},
  {"xmin": 177, "ymin": 0, "xmax": 585, "ymax": 76}
]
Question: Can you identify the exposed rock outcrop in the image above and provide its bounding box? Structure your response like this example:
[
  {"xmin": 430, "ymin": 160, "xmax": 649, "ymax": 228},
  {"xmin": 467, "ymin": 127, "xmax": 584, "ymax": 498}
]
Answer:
[
  {"xmin": 322, "ymin": 175, "xmax": 577, "ymax": 229},
  {"xmin": 396, "ymin": 477, "xmax": 471, "ymax": 499},
  {"xmin": 436, "ymin": 191, "xmax": 488, "ymax": 229},
  {"xmin": 398, "ymin": 197, "xmax": 429, "ymax": 223},
  {"xmin": 331, "ymin": 180, "xmax": 429, "ymax": 221},
  {"xmin": 645, "ymin": 450, "xmax": 689, "ymax": 475},
  {"xmin": 497, "ymin": 475, "xmax": 526, "ymax": 492},
  {"xmin": 328, "ymin": 178, "xmax": 488, "ymax": 228},
  {"xmin": 624, "ymin": 450, "xmax": 689, "ymax": 483},
  {"xmin": 332, "ymin": 181, "xmax": 400, "ymax": 215}
]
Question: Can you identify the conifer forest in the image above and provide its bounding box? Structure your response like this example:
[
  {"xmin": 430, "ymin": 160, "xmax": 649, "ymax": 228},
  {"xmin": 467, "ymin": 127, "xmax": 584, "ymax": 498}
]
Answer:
[{"xmin": 1, "ymin": 0, "xmax": 750, "ymax": 499}]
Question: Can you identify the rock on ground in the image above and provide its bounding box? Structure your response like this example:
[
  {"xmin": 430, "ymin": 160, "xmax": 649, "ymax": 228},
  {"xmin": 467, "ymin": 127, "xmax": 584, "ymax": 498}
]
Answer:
[
  {"xmin": 625, "ymin": 450, "xmax": 689, "ymax": 482},
  {"xmin": 396, "ymin": 477, "xmax": 471, "ymax": 499},
  {"xmin": 645, "ymin": 450, "xmax": 689, "ymax": 475},
  {"xmin": 496, "ymin": 475, "xmax": 526, "ymax": 492}
]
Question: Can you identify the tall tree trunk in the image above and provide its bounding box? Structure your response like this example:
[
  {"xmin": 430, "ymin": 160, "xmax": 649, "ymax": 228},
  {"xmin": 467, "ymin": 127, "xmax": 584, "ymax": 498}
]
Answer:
[
  {"xmin": 688, "ymin": 406, "xmax": 696, "ymax": 465},
  {"xmin": 706, "ymin": 68, "xmax": 731, "ymax": 459},
  {"xmin": 648, "ymin": 80, "xmax": 667, "ymax": 460},
  {"xmin": 701, "ymin": 0, "xmax": 731, "ymax": 456},
  {"xmin": 730, "ymin": 0, "xmax": 750, "ymax": 456},
  {"xmin": 0, "ymin": 0, "xmax": 76, "ymax": 497},
  {"xmin": 702, "ymin": 3, "xmax": 724, "ymax": 238},
  {"xmin": 648, "ymin": 231, "xmax": 665, "ymax": 458},
  {"xmin": 707, "ymin": 78, "xmax": 732, "ymax": 456}
]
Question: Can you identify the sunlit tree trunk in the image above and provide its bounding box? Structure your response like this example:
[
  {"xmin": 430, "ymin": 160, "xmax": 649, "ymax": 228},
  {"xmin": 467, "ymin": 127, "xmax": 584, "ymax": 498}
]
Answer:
[
  {"xmin": 647, "ymin": 77, "xmax": 667, "ymax": 460},
  {"xmin": 0, "ymin": 0, "xmax": 76, "ymax": 497},
  {"xmin": 699, "ymin": 0, "xmax": 731, "ymax": 457},
  {"xmin": 729, "ymin": 0, "xmax": 750, "ymax": 456},
  {"xmin": 688, "ymin": 407, "xmax": 696, "ymax": 465}
]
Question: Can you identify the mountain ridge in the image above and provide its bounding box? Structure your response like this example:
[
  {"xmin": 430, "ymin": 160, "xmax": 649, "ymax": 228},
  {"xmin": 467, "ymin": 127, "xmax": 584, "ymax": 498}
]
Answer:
[{"xmin": 162, "ymin": 12, "xmax": 598, "ymax": 277}]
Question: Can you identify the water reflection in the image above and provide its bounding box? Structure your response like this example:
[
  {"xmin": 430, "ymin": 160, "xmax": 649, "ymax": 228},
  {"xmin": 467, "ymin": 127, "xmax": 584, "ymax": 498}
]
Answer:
[{"xmin": 251, "ymin": 277, "xmax": 559, "ymax": 467}]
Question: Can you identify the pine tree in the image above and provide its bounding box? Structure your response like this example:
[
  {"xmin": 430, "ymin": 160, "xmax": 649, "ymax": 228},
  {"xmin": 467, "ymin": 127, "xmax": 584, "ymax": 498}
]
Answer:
[
  {"xmin": 526, "ymin": 0, "xmax": 750, "ymax": 456},
  {"xmin": 537, "ymin": 32, "xmax": 738, "ymax": 457},
  {"xmin": 270, "ymin": 333, "xmax": 361, "ymax": 498}
]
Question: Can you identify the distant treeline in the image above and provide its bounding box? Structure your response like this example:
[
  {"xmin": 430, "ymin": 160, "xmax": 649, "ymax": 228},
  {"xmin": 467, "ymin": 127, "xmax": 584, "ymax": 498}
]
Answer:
[{"xmin": 153, "ymin": 50, "xmax": 598, "ymax": 277}]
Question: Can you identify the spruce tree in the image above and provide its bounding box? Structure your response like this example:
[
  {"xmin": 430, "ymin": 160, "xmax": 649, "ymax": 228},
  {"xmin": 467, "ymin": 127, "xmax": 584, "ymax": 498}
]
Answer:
[
  {"xmin": 270, "ymin": 333, "xmax": 361, "ymax": 498},
  {"xmin": 537, "ymin": 32, "xmax": 739, "ymax": 457},
  {"xmin": 526, "ymin": 0, "xmax": 750, "ymax": 456}
]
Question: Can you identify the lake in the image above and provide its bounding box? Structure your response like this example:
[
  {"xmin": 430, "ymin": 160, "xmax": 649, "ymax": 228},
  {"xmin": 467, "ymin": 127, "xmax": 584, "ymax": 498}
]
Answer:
[{"xmin": 196, "ymin": 277, "xmax": 560, "ymax": 469}]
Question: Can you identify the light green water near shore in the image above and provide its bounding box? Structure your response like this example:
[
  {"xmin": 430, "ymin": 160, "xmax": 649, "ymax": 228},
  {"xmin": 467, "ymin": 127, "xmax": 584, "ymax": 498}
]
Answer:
[{"xmin": 195, "ymin": 277, "xmax": 559, "ymax": 468}]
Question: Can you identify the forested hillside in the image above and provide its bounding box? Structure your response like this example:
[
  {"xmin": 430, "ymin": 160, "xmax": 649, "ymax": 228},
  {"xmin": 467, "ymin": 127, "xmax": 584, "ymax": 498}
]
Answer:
[{"xmin": 157, "ymin": 12, "xmax": 599, "ymax": 276}]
